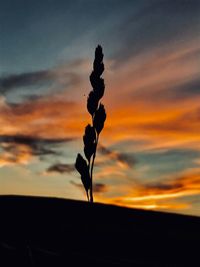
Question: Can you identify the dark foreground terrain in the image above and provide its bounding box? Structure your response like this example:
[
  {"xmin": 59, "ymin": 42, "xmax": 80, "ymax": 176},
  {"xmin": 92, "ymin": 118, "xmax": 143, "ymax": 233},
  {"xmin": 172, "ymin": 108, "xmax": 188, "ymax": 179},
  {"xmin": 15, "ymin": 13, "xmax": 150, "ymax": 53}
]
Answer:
[{"xmin": 0, "ymin": 195, "xmax": 199, "ymax": 266}]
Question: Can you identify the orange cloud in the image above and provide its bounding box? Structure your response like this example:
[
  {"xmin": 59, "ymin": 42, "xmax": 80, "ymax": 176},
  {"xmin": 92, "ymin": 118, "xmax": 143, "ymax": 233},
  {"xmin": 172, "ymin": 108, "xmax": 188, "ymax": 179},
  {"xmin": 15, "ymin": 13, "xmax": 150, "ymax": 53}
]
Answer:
[
  {"xmin": 95, "ymin": 172, "xmax": 200, "ymax": 213},
  {"xmin": 0, "ymin": 38, "xmax": 199, "ymax": 152},
  {"xmin": 0, "ymin": 143, "xmax": 32, "ymax": 167},
  {"xmin": 0, "ymin": 96, "xmax": 85, "ymax": 138}
]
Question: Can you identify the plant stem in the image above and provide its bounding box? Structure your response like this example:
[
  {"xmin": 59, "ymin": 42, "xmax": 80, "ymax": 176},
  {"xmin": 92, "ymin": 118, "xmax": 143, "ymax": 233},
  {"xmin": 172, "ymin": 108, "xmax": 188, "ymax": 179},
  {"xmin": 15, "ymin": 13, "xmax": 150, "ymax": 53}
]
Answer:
[
  {"xmin": 86, "ymin": 190, "xmax": 89, "ymax": 202},
  {"xmin": 89, "ymin": 134, "xmax": 99, "ymax": 203},
  {"xmin": 87, "ymin": 158, "xmax": 91, "ymax": 202}
]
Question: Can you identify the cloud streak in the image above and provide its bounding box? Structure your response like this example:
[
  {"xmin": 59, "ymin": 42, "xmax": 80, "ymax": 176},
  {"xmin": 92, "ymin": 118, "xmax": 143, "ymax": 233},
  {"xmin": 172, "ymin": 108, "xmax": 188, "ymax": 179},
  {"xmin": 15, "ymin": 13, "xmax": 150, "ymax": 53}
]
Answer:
[
  {"xmin": 113, "ymin": 0, "xmax": 200, "ymax": 63},
  {"xmin": 0, "ymin": 59, "xmax": 85, "ymax": 103},
  {"xmin": 0, "ymin": 70, "xmax": 52, "ymax": 93},
  {"xmin": 0, "ymin": 134, "xmax": 74, "ymax": 166},
  {"xmin": 96, "ymin": 171, "xmax": 200, "ymax": 213},
  {"xmin": 98, "ymin": 144, "xmax": 136, "ymax": 169},
  {"xmin": 46, "ymin": 163, "xmax": 75, "ymax": 174}
]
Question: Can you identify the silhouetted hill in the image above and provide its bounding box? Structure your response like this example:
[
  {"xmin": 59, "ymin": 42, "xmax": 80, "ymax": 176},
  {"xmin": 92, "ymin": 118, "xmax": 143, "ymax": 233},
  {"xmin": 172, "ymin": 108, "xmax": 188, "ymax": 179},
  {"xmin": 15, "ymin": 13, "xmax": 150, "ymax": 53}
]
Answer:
[{"xmin": 0, "ymin": 195, "xmax": 199, "ymax": 266}]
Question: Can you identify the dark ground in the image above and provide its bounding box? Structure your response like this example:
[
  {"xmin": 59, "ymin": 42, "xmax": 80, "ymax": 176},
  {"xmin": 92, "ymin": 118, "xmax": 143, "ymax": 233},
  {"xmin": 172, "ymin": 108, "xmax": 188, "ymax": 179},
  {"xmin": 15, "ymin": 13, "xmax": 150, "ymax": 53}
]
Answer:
[{"xmin": 0, "ymin": 195, "xmax": 199, "ymax": 266}]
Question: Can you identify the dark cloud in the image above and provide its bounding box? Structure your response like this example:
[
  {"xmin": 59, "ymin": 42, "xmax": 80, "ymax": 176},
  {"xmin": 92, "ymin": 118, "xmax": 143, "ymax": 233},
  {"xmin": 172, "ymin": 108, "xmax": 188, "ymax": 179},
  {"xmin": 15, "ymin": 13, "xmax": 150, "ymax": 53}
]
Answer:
[
  {"xmin": 117, "ymin": 153, "xmax": 136, "ymax": 168},
  {"xmin": 99, "ymin": 144, "xmax": 136, "ymax": 168},
  {"xmin": 71, "ymin": 181, "xmax": 107, "ymax": 193},
  {"xmin": 21, "ymin": 94, "xmax": 45, "ymax": 102},
  {"xmin": 0, "ymin": 134, "xmax": 72, "ymax": 146},
  {"xmin": 0, "ymin": 134, "xmax": 74, "ymax": 161},
  {"xmin": 140, "ymin": 172, "xmax": 200, "ymax": 196},
  {"xmin": 142, "ymin": 77, "xmax": 200, "ymax": 103},
  {"xmin": 46, "ymin": 163, "xmax": 75, "ymax": 174},
  {"xmin": 145, "ymin": 182, "xmax": 183, "ymax": 192},
  {"xmin": 93, "ymin": 183, "xmax": 107, "ymax": 193},
  {"xmin": 98, "ymin": 145, "xmax": 112, "ymax": 156},
  {"xmin": 0, "ymin": 70, "xmax": 52, "ymax": 93},
  {"xmin": 173, "ymin": 77, "xmax": 200, "ymax": 99},
  {"xmin": 5, "ymin": 143, "xmax": 58, "ymax": 157},
  {"xmin": 0, "ymin": 66, "xmax": 81, "ymax": 101}
]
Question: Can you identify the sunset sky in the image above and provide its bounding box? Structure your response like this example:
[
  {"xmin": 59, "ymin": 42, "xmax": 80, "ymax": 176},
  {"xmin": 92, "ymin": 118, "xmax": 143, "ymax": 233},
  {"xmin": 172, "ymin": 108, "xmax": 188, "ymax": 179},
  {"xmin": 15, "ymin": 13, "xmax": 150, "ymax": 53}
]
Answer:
[{"xmin": 0, "ymin": 0, "xmax": 200, "ymax": 216}]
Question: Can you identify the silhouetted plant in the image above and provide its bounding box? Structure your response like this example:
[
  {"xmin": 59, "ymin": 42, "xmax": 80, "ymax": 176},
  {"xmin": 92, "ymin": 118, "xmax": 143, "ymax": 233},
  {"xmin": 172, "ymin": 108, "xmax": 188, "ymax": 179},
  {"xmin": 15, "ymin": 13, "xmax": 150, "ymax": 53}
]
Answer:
[{"xmin": 75, "ymin": 45, "xmax": 106, "ymax": 202}]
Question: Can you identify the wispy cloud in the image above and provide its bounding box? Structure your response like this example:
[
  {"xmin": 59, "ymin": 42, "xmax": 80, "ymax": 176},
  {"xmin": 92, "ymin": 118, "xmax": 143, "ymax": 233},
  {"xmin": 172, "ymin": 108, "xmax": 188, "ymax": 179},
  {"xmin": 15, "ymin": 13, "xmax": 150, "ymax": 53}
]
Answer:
[
  {"xmin": 0, "ymin": 59, "xmax": 87, "ymax": 103},
  {"xmin": 0, "ymin": 70, "xmax": 52, "ymax": 93},
  {"xmin": 96, "ymin": 171, "xmax": 200, "ymax": 213},
  {"xmin": 0, "ymin": 134, "xmax": 73, "ymax": 167},
  {"xmin": 93, "ymin": 183, "xmax": 107, "ymax": 193},
  {"xmin": 0, "ymin": 95, "xmax": 82, "ymax": 137},
  {"xmin": 113, "ymin": 0, "xmax": 200, "ymax": 63},
  {"xmin": 46, "ymin": 163, "xmax": 75, "ymax": 174},
  {"xmin": 98, "ymin": 144, "xmax": 136, "ymax": 169}
]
